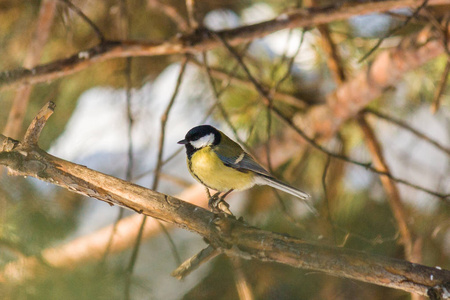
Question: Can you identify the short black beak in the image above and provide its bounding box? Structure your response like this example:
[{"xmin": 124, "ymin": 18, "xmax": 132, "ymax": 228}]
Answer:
[{"xmin": 177, "ymin": 139, "xmax": 188, "ymax": 145}]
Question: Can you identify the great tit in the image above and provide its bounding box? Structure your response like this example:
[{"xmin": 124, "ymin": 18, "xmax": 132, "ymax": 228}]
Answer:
[{"xmin": 178, "ymin": 125, "xmax": 310, "ymax": 211}]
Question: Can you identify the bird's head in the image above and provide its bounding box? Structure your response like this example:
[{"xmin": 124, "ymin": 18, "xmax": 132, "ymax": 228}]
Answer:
[{"xmin": 178, "ymin": 125, "xmax": 221, "ymax": 150}]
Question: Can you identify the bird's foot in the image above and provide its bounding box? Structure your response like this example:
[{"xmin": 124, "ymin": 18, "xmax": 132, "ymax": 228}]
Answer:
[{"xmin": 208, "ymin": 193, "xmax": 233, "ymax": 216}]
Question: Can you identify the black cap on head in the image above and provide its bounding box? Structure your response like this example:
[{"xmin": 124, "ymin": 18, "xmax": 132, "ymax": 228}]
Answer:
[
  {"xmin": 180, "ymin": 125, "xmax": 221, "ymax": 145},
  {"xmin": 178, "ymin": 125, "xmax": 221, "ymax": 158}
]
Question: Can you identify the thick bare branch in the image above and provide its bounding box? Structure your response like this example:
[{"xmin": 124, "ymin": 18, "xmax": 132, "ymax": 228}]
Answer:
[
  {"xmin": 1, "ymin": 103, "xmax": 449, "ymax": 298},
  {"xmin": 0, "ymin": 0, "xmax": 448, "ymax": 90}
]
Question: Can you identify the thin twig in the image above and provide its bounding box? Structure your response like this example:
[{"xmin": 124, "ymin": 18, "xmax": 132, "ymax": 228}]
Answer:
[
  {"xmin": 431, "ymin": 57, "xmax": 450, "ymax": 113},
  {"xmin": 185, "ymin": 0, "xmax": 199, "ymax": 30},
  {"xmin": 148, "ymin": 0, "xmax": 189, "ymax": 32},
  {"xmin": 201, "ymin": 52, "xmax": 252, "ymax": 149},
  {"xmin": 23, "ymin": 101, "xmax": 56, "ymax": 146},
  {"xmin": 271, "ymin": 29, "xmax": 306, "ymax": 93},
  {"xmin": 321, "ymin": 155, "xmax": 337, "ymax": 244},
  {"xmin": 171, "ymin": 245, "xmax": 220, "ymax": 279},
  {"xmin": 158, "ymin": 222, "xmax": 182, "ymax": 267},
  {"xmin": 231, "ymin": 258, "xmax": 255, "ymax": 300},
  {"xmin": 59, "ymin": 0, "xmax": 105, "ymax": 42},
  {"xmin": 125, "ymin": 57, "xmax": 188, "ymax": 298},
  {"xmin": 189, "ymin": 57, "xmax": 309, "ymax": 108},
  {"xmin": 358, "ymin": 0, "xmax": 429, "ymax": 63},
  {"xmin": 102, "ymin": 1, "xmax": 133, "ymax": 265},
  {"xmin": 364, "ymin": 108, "xmax": 450, "ymax": 156},
  {"xmin": 124, "ymin": 215, "xmax": 147, "ymax": 300},
  {"xmin": 101, "ymin": 58, "xmax": 134, "ymax": 263},
  {"xmin": 153, "ymin": 57, "xmax": 188, "ymax": 190},
  {"xmin": 318, "ymin": 25, "xmax": 346, "ymax": 84}
]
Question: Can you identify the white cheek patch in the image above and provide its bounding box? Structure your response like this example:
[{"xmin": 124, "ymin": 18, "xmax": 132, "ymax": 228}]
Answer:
[{"xmin": 190, "ymin": 133, "xmax": 215, "ymax": 149}]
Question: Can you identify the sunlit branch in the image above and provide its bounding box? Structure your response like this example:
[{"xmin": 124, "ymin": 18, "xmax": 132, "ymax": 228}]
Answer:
[{"xmin": 1, "ymin": 0, "xmax": 448, "ymax": 90}]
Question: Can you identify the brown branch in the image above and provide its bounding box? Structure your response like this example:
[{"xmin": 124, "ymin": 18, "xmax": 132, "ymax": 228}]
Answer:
[
  {"xmin": 1, "ymin": 0, "xmax": 448, "ymax": 90},
  {"xmin": 189, "ymin": 58, "xmax": 309, "ymax": 108},
  {"xmin": 431, "ymin": 57, "xmax": 450, "ymax": 113},
  {"xmin": 319, "ymin": 25, "xmax": 346, "ymax": 83},
  {"xmin": 231, "ymin": 258, "xmax": 255, "ymax": 300},
  {"xmin": 23, "ymin": 101, "xmax": 56, "ymax": 147},
  {"xmin": 357, "ymin": 114, "xmax": 414, "ymax": 261},
  {"xmin": 171, "ymin": 245, "xmax": 219, "ymax": 279},
  {"xmin": 59, "ymin": 0, "xmax": 105, "ymax": 42},
  {"xmin": 148, "ymin": 0, "xmax": 189, "ymax": 32},
  {"xmin": 2, "ymin": 102, "xmax": 450, "ymax": 298},
  {"xmin": 3, "ymin": 0, "xmax": 57, "ymax": 139},
  {"xmin": 185, "ymin": 0, "xmax": 199, "ymax": 30}
]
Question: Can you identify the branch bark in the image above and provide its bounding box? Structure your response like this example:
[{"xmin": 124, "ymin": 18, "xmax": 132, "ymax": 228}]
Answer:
[
  {"xmin": 3, "ymin": 0, "xmax": 57, "ymax": 139},
  {"xmin": 1, "ymin": 103, "xmax": 449, "ymax": 298},
  {"xmin": 0, "ymin": 0, "xmax": 448, "ymax": 90}
]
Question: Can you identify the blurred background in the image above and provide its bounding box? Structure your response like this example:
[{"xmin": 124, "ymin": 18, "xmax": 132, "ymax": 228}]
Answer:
[{"xmin": 0, "ymin": 0, "xmax": 449, "ymax": 299}]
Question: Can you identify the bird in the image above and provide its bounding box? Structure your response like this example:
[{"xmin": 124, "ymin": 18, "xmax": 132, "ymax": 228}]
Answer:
[{"xmin": 178, "ymin": 125, "xmax": 311, "ymax": 213}]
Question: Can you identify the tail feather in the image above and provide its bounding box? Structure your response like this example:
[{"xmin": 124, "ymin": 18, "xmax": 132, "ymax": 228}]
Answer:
[
  {"xmin": 255, "ymin": 175, "xmax": 310, "ymax": 200},
  {"xmin": 255, "ymin": 175, "xmax": 316, "ymax": 214}
]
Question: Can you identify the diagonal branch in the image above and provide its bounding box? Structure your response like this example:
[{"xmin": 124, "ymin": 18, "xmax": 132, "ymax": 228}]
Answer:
[
  {"xmin": 0, "ymin": 0, "xmax": 448, "ymax": 90},
  {"xmin": 1, "ymin": 104, "xmax": 450, "ymax": 298},
  {"xmin": 364, "ymin": 108, "xmax": 450, "ymax": 156},
  {"xmin": 357, "ymin": 114, "xmax": 414, "ymax": 261},
  {"xmin": 3, "ymin": 0, "xmax": 57, "ymax": 139},
  {"xmin": 59, "ymin": 0, "xmax": 105, "ymax": 42}
]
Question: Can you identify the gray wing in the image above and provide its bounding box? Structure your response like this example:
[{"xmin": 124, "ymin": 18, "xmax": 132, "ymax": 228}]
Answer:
[{"xmin": 216, "ymin": 150, "xmax": 271, "ymax": 176}]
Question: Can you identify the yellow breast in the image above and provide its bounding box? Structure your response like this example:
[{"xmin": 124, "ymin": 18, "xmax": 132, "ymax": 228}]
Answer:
[{"xmin": 188, "ymin": 147, "xmax": 255, "ymax": 192}]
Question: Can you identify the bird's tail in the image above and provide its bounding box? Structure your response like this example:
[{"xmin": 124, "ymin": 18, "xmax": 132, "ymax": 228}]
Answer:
[
  {"xmin": 255, "ymin": 175, "xmax": 310, "ymax": 200},
  {"xmin": 255, "ymin": 175, "xmax": 316, "ymax": 214}
]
